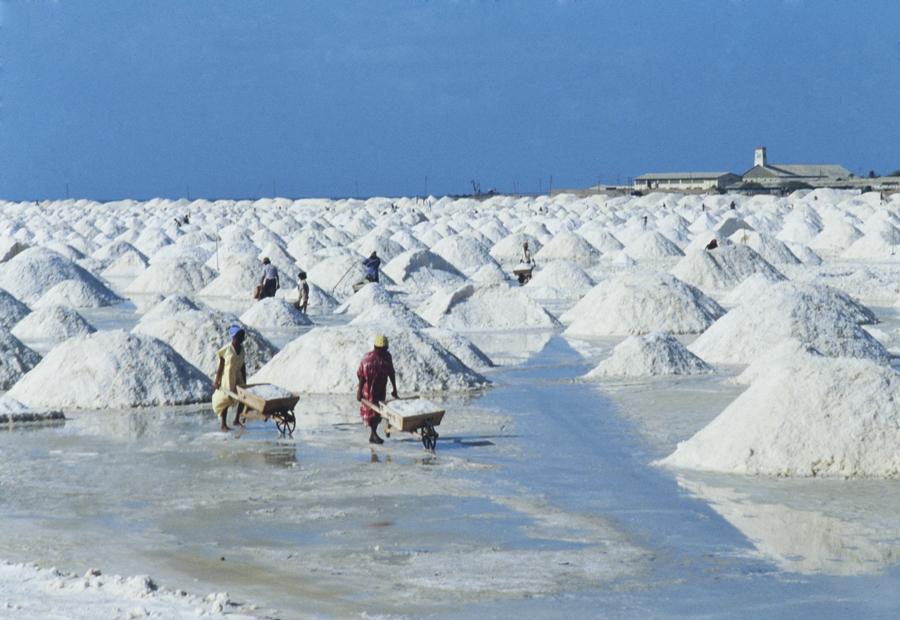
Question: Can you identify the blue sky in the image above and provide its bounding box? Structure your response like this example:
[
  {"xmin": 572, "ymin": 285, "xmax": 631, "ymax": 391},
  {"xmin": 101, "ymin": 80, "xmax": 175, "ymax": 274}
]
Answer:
[{"xmin": 1, "ymin": 0, "xmax": 898, "ymax": 200}]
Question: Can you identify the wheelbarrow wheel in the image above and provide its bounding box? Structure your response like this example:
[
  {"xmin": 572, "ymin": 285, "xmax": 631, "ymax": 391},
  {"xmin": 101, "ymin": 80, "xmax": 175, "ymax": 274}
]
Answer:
[
  {"xmin": 275, "ymin": 410, "xmax": 296, "ymax": 436},
  {"xmin": 421, "ymin": 421, "xmax": 438, "ymax": 451}
]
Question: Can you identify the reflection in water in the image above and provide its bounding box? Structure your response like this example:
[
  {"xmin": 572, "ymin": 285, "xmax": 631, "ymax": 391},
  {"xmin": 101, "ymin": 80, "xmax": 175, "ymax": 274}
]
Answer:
[
  {"xmin": 677, "ymin": 474, "xmax": 900, "ymax": 576},
  {"xmin": 463, "ymin": 330, "xmax": 554, "ymax": 366}
]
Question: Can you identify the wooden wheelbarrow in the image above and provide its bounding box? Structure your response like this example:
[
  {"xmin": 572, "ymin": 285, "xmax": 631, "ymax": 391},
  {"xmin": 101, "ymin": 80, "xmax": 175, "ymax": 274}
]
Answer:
[
  {"xmin": 225, "ymin": 383, "xmax": 300, "ymax": 436},
  {"xmin": 361, "ymin": 396, "xmax": 445, "ymax": 451}
]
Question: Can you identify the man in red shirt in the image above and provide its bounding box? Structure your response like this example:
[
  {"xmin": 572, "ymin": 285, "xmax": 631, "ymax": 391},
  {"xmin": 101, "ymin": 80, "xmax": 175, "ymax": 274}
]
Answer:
[{"xmin": 356, "ymin": 334, "xmax": 399, "ymax": 444}]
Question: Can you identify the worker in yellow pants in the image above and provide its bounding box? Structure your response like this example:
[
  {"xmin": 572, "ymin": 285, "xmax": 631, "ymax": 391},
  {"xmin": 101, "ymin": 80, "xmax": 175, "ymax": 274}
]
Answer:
[{"xmin": 212, "ymin": 324, "xmax": 247, "ymax": 431}]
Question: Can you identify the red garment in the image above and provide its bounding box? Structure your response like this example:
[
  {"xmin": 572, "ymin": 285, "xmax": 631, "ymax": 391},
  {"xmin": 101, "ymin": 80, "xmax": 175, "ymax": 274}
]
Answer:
[{"xmin": 357, "ymin": 349, "xmax": 395, "ymax": 423}]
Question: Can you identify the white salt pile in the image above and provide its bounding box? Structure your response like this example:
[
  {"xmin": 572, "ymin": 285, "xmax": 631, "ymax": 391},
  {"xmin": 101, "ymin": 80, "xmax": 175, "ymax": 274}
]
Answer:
[
  {"xmin": 525, "ymin": 260, "xmax": 594, "ymax": 300},
  {"xmin": 534, "ymin": 232, "xmax": 600, "ymax": 267},
  {"xmin": 562, "ymin": 273, "xmax": 724, "ymax": 336},
  {"xmin": 100, "ymin": 249, "xmax": 149, "ymax": 278},
  {"xmin": 198, "ymin": 254, "xmax": 260, "ymax": 298},
  {"xmin": 0, "ymin": 236, "xmax": 27, "ymax": 262},
  {"xmin": 349, "ymin": 302, "xmax": 433, "ymax": 329},
  {"xmin": 489, "ymin": 232, "xmax": 543, "ymax": 263},
  {"xmin": 8, "ymin": 330, "xmax": 211, "ymax": 408},
  {"xmin": 622, "ymin": 231, "xmax": 684, "ymax": 260},
  {"xmin": 11, "ymin": 305, "xmax": 96, "ymax": 343},
  {"xmin": 421, "ymin": 327, "xmax": 494, "ymax": 371},
  {"xmin": 132, "ymin": 309, "xmax": 277, "ymax": 375},
  {"xmin": 417, "ymin": 284, "xmax": 561, "ymax": 330},
  {"xmin": 251, "ymin": 326, "xmax": 489, "ymax": 394},
  {"xmin": 0, "ymin": 247, "xmax": 114, "ymax": 304},
  {"xmin": 0, "ymin": 395, "xmax": 29, "ymax": 414},
  {"xmin": 382, "ymin": 249, "xmax": 467, "ymax": 293},
  {"xmin": 34, "ymin": 279, "xmax": 122, "ymax": 309},
  {"xmin": 471, "ymin": 261, "xmax": 510, "ymax": 286},
  {"xmin": 584, "ymin": 332, "xmax": 713, "ymax": 379},
  {"xmin": 0, "ymin": 329, "xmax": 41, "ymax": 389},
  {"xmin": 726, "ymin": 280, "xmax": 877, "ymax": 325},
  {"xmin": 659, "ymin": 355, "xmax": 900, "ymax": 478},
  {"xmin": 430, "ymin": 234, "xmax": 499, "ymax": 275},
  {"xmin": 688, "ymin": 286, "xmax": 889, "ymax": 365},
  {"xmin": 140, "ymin": 294, "xmax": 201, "ymax": 320},
  {"xmin": 239, "ymin": 297, "xmax": 313, "ymax": 328},
  {"xmin": 299, "ymin": 281, "xmax": 339, "ymax": 314},
  {"xmin": 125, "ymin": 258, "xmax": 216, "ymax": 296},
  {"xmin": 307, "ymin": 253, "xmax": 367, "ymax": 300},
  {"xmin": 728, "ymin": 230, "xmax": 801, "ymax": 265},
  {"xmin": 333, "ymin": 282, "xmax": 395, "ymax": 315},
  {"xmin": 670, "ymin": 243, "xmax": 784, "ymax": 291},
  {"xmin": 0, "ymin": 288, "xmax": 30, "ymax": 329}
]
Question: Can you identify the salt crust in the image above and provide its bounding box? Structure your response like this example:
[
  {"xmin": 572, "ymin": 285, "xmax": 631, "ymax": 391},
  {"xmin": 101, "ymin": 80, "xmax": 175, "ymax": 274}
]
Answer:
[
  {"xmin": 11, "ymin": 305, "xmax": 96, "ymax": 342},
  {"xmin": 688, "ymin": 286, "xmax": 889, "ymax": 366},
  {"xmin": 417, "ymin": 284, "xmax": 561, "ymax": 331},
  {"xmin": 34, "ymin": 279, "xmax": 122, "ymax": 309},
  {"xmin": 660, "ymin": 355, "xmax": 900, "ymax": 478},
  {"xmin": 8, "ymin": 330, "xmax": 211, "ymax": 408},
  {"xmin": 239, "ymin": 297, "xmax": 313, "ymax": 328},
  {"xmin": 585, "ymin": 332, "xmax": 713, "ymax": 379},
  {"xmin": 670, "ymin": 243, "xmax": 784, "ymax": 291},
  {"xmin": 0, "ymin": 329, "xmax": 41, "ymax": 389},
  {"xmin": 132, "ymin": 309, "xmax": 277, "ymax": 375},
  {"xmin": 125, "ymin": 258, "xmax": 216, "ymax": 296},
  {"xmin": 0, "ymin": 247, "xmax": 114, "ymax": 304},
  {"xmin": 251, "ymin": 325, "xmax": 489, "ymax": 394},
  {"xmin": 0, "ymin": 288, "xmax": 30, "ymax": 329},
  {"xmin": 563, "ymin": 273, "xmax": 724, "ymax": 336}
]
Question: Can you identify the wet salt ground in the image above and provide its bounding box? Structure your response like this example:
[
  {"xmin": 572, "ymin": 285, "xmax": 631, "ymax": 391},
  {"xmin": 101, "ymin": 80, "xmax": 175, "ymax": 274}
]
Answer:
[{"xmin": 2, "ymin": 328, "xmax": 900, "ymax": 617}]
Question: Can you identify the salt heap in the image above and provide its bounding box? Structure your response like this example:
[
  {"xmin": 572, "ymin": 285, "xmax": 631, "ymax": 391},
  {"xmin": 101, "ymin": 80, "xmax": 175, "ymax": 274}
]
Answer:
[
  {"xmin": 728, "ymin": 230, "xmax": 801, "ymax": 265},
  {"xmin": 34, "ymin": 279, "xmax": 123, "ymax": 308},
  {"xmin": 534, "ymin": 232, "xmax": 600, "ymax": 268},
  {"xmin": 349, "ymin": 302, "xmax": 432, "ymax": 329},
  {"xmin": 585, "ymin": 332, "xmax": 713, "ymax": 379},
  {"xmin": 688, "ymin": 286, "xmax": 889, "ymax": 365},
  {"xmin": 417, "ymin": 284, "xmax": 561, "ymax": 330},
  {"xmin": 421, "ymin": 327, "xmax": 494, "ymax": 371},
  {"xmin": 333, "ymin": 282, "xmax": 395, "ymax": 315},
  {"xmin": 125, "ymin": 258, "xmax": 216, "ymax": 296},
  {"xmin": 525, "ymin": 260, "xmax": 594, "ymax": 300},
  {"xmin": 101, "ymin": 249, "xmax": 149, "ymax": 278},
  {"xmin": 382, "ymin": 249, "xmax": 467, "ymax": 293},
  {"xmin": 240, "ymin": 297, "xmax": 313, "ymax": 328},
  {"xmin": 0, "ymin": 247, "xmax": 114, "ymax": 304},
  {"xmin": 251, "ymin": 326, "xmax": 489, "ymax": 394},
  {"xmin": 0, "ymin": 329, "xmax": 41, "ymax": 389},
  {"xmin": 562, "ymin": 273, "xmax": 724, "ymax": 336},
  {"xmin": 11, "ymin": 305, "xmax": 96, "ymax": 343},
  {"xmin": 430, "ymin": 234, "xmax": 499, "ymax": 275},
  {"xmin": 622, "ymin": 231, "xmax": 684, "ymax": 260},
  {"xmin": 8, "ymin": 330, "xmax": 211, "ymax": 409},
  {"xmin": 0, "ymin": 289, "xmax": 30, "ymax": 329},
  {"xmin": 670, "ymin": 243, "xmax": 784, "ymax": 292},
  {"xmin": 726, "ymin": 280, "xmax": 877, "ymax": 325},
  {"xmin": 140, "ymin": 295, "xmax": 201, "ymax": 320},
  {"xmin": 659, "ymin": 355, "xmax": 900, "ymax": 478},
  {"xmin": 490, "ymin": 232, "xmax": 542, "ymax": 264},
  {"xmin": 198, "ymin": 255, "xmax": 260, "ymax": 298},
  {"xmin": 132, "ymin": 309, "xmax": 277, "ymax": 375}
]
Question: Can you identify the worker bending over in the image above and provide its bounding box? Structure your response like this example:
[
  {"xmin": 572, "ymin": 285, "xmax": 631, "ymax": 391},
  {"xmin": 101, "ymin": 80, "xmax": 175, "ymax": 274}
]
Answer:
[
  {"xmin": 212, "ymin": 324, "xmax": 247, "ymax": 431},
  {"xmin": 356, "ymin": 334, "xmax": 399, "ymax": 444}
]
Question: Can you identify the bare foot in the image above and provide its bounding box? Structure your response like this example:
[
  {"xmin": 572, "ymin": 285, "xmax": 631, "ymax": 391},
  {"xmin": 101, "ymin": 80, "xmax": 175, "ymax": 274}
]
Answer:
[
  {"xmin": 220, "ymin": 424, "xmax": 231, "ymax": 432},
  {"xmin": 369, "ymin": 434, "xmax": 384, "ymax": 445}
]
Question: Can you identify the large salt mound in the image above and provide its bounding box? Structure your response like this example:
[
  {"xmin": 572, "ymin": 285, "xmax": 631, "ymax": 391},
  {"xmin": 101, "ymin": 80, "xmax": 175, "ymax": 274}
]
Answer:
[
  {"xmin": 349, "ymin": 302, "xmax": 432, "ymax": 329},
  {"xmin": 11, "ymin": 305, "xmax": 96, "ymax": 342},
  {"xmin": 333, "ymin": 282, "xmax": 395, "ymax": 315},
  {"xmin": 0, "ymin": 247, "xmax": 114, "ymax": 304},
  {"xmin": 417, "ymin": 284, "xmax": 561, "ymax": 330},
  {"xmin": 525, "ymin": 260, "xmax": 594, "ymax": 299},
  {"xmin": 240, "ymin": 297, "xmax": 314, "ymax": 328},
  {"xmin": 101, "ymin": 249, "xmax": 149, "ymax": 278},
  {"xmin": 198, "ymin": 255, "xmax": 260, "ymax": 298},
  {"xmin": 728, "ymin": 230, "xmax": 801, "ymax": 265},
  {"xmin": 132, "ymin": 309, "xmax": 277, "ymax": 375},
  {"xmin": 422, "ymin": 327, "xmax": 494, "ymax": 371},
  {"xmin": 840, "ymin": 233, "xmax": 900, "ymax": 261},
  {"xmin": 382, "ymin": 249, "xmax": 467, "ymax": 293},
  {"xmin": 659, "ymin": 356, "xmax": 900, "ymax": 478},
  {"xmin": 251, "ymin": 326, "xmax": 489, "ymax": 394},
  {"xmin": 0, "ymin": 288, "xmax": 30, "ymax": 329},
  {"xmin": 140, "ymin": 295, "xmax": 201, "ymax": 321},
  {"xmin": 622, "ymin": 231, "xmax": 684, "ymax": 260},
  {"xmin": 34, "ymin": 279, "xmax": 122, "ymax": 309},
  {"xmin": 430, "ymin": 234, "xmax": 499, "ymax": 275},
  {"xmin": 0, "ymin": 329, "xmax": 41, "ymax": 389},
  {"xmin": 8, "ymin": 330, "xmax": 211, "ymax": 409},
  {"xmin": 585, "ymin": 332, "xmax": 713, "ymax": 379},
  {"xmin": 726, "ymin": 280, "xmax": 877, "ymax": 325},
  {"xmin": 688, "ymin": 287, "xmax": 890, "ymax": 365},
  {"xmin": 670, "ymin": 243, "xmax": 784, "ymax": 291},
  {"xmin": 125, "ymin": 258, "xmax": 216, "ymax": 296},
  {"xmin": 562, "ymin": 273, "xmax": 724, "ymax": 336},
  {"xmin": 489, "ymin": 232, "xmax": 543, "ymax": 263},
  {"xmin": 534, "ymin": 232, "xmax": 600, "ymax": 267}
]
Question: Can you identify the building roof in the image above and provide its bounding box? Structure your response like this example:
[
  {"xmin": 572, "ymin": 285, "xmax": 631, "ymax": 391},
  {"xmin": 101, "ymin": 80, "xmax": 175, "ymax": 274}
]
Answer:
[
  {"xmin": 635, "ymin": 172, "xmax": 738, "ymax": 181},
  {"xmin": 745, "ymin": 164, "xmax": 851, "ymax": 179}
]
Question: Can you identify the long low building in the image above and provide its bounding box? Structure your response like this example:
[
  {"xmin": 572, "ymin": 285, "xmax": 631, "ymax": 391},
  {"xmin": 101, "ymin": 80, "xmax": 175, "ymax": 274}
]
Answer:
[{"xmin": 633, "ymin": 172, "xmax": 741, "ymax": 192}]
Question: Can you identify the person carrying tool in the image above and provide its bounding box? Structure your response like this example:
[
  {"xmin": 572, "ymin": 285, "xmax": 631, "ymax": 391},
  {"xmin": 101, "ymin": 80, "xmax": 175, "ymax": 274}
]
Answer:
[
  {"xmin": 294, "ymin": 270, "xmax": 310, "ymax": 313},
  {"xmin": 362, "ymin": 251, "xmax": 381, "ymax": 284},
  {"xmin": 212, "ymin": 324, "xmax": 247, "ymax": 432},
  {"xmin": 356, "ymin": 334, "xmax": 399, "ymax": 444},
  {"xmin": 256, "ymin": 257, "xmax": 279, "ymax": 299}
]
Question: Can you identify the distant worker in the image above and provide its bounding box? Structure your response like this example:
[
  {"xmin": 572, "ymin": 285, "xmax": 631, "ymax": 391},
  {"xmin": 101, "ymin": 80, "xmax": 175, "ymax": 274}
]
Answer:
[
  {"xmin": 212, "ymin": 324, "xmax": 247, "ymax": 432},
  {"xmin": 363, "ymin": 251, "xmax": 381, "ymax": 284},
  {"xmin": 642, "ymin": 215, "xmax": 648, "ymax": 230},
  {"xmin": 705, "ymin": 238, "xmax": 718, "ymax": 251},
  {"xmin": 294, "ymin": 270, "xmax": 309, "ymax": 313},
  {"xmin": 256, "ymin": 257, "xmax": 279, "ymax": 299},
  {"xmin": 522, "ymin": 242, "xmax": 534, "ymax": 265},
  {"xmin": 730, "ymin": 200, "xmax": 736, "ymax": 210},
  {"xmin": 356, "ymin": 334, "xmax": 399, "ymax": 444}
]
